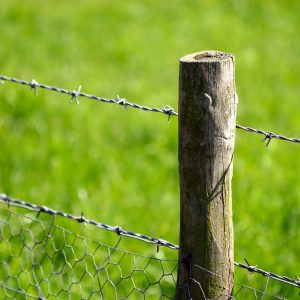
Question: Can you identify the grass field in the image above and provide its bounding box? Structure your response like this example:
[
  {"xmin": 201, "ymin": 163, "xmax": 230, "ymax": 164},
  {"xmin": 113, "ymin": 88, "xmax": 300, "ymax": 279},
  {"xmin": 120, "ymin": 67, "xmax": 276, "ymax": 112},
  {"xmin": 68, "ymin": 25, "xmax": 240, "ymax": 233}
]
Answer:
[{"xmin": 1, "ymin": 0, "xmax": 300, "ymax": 298}]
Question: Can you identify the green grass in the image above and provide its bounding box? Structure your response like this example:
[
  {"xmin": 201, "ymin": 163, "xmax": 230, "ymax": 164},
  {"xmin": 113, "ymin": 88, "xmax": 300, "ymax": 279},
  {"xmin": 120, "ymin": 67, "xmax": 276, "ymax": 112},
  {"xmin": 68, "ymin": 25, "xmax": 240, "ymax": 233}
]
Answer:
[{"xmin": 1, "ymin": 0, "xmax": 300, "ymax": 298}]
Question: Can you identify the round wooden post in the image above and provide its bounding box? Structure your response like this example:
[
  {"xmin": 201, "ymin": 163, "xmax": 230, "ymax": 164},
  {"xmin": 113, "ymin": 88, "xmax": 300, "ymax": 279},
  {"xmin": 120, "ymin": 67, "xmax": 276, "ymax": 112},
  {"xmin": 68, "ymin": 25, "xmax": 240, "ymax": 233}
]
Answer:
[{"xmin": 175, "ymin": 51, "xmax": 237, "ymax": 299}]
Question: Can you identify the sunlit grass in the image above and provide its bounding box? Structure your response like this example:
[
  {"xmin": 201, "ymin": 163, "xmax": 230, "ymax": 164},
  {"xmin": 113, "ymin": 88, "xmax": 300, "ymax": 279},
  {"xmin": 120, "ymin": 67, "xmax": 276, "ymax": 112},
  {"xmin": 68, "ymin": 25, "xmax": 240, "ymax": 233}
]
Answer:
[{"xmin": 1, "ymin": 0, "xmax": 300, "ymax": 298}]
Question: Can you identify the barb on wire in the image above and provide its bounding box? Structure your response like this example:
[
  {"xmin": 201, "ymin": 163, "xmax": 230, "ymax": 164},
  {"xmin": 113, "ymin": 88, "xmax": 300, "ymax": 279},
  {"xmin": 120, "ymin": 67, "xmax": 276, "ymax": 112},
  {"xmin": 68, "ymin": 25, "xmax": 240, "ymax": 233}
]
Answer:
[
  {"xmin": 30, "ymin": 79, "xmax": 38, "ymax": 96},
  {"xmin": 236, "ymin": 124, "xmax": 300, "ymax": 145},
  {"xmin": 234, "ymin": 260, "xmax": 300, "ymax": 289},
  {"xmin": 0, "ymin": 75, "xmax": 178, "ymax": 120},
  {"xmin": 116, "ymin": 95, "xmax": 128, "ymax": 110},
  {"xmin": 0, "ymin": 193, "xmax": 178, "ymax": 250},
  {"xmin": 70, "ymin": 85, "xmax": 81, "ymax": 104}
]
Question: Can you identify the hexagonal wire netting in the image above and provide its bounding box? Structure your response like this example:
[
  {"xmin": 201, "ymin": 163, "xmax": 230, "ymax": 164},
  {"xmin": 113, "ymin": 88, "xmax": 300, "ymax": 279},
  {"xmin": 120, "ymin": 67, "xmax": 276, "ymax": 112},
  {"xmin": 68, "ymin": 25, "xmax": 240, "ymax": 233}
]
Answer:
[
  {"xmin": 0, "ymin": 196, "xmax": 298, "ymax": 300},
  {"xmin": 0, "ymin": 199, "xmax": 179, "ymax": 299}
]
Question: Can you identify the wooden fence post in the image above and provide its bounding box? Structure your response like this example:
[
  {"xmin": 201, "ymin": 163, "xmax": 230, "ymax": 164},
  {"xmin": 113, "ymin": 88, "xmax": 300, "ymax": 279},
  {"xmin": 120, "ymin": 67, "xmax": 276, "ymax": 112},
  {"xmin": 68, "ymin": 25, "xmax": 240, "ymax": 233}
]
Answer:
[{"xmin": 175, "ymin": 51, "xmax": 237, "ymax": 299}]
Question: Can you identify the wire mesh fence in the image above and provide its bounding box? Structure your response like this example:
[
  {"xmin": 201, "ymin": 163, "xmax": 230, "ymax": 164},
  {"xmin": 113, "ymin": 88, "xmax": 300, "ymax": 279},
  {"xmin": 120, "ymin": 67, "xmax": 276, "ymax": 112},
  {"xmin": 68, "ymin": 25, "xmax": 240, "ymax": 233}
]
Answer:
[
  {"xmin": 1, "ymin": 195, "xmax": 299, "ymax": 299},
  {"xmin": 0, "ymin": 197, "xmax": 178, "ymax": 299},
  {"xmin": 1, "ymin": 74, "xmax": 300, "ymax": 298}
]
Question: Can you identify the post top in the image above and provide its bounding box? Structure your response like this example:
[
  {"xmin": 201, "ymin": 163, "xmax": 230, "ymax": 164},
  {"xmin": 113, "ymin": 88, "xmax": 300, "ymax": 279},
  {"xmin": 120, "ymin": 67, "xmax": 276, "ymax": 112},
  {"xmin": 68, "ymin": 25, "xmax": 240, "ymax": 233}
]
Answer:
[{"xmin": 180, "ymin": 50, "xmax": 234, "ymax": 63}]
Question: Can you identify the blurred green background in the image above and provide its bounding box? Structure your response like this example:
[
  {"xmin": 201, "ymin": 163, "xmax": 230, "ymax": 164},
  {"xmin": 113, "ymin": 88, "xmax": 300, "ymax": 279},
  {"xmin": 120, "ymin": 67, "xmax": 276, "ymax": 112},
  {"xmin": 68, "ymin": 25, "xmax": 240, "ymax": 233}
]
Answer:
[{"xmin": 1, "ymin": 0, "xmax": 300, "ymax": 298}]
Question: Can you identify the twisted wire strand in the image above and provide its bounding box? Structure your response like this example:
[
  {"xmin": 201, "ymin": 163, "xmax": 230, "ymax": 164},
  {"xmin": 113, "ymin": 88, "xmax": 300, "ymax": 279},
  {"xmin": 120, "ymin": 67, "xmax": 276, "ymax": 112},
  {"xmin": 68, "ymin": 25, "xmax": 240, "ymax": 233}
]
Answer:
[
  {"xmin": 1, "ymin": 75, "xmax": 300, "ymax": 145},
  {"xmin": 0, "ymin": 75, "xmax": 178, "ymax": 120},
  {"xmin": 234, "ymin": 261, "xmax": 300, "ymax": 288},
  {"xmin": 1, "ymin": 193, "xmax": 300, "ymax": 289},
  {"xmin": 236, "ymin": 124, "xmax": 300, "ymax": 146},
  {"xmin": 0, "ymin": 193, "xmax": 178, "ymax": 250}
]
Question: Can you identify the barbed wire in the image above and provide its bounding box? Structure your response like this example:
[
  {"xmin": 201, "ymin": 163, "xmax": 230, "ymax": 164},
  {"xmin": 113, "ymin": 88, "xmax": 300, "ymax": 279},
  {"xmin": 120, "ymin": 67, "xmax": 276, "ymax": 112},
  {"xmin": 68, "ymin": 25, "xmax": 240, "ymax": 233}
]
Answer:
[
  {"xmin": 1, "ymin": 75, "xmax": 300, "ymax": 145},
  {"xmin": 234, "ymin": 260, "xmax": 300, "ymax": 289},
  {"xmin": 0, "ymin": 75, "xmax": 178, "ymax": 122},
  {"xmin": 1, "ymin": 193, "xmax": 299, "ymax": 292},
  {"xmin": 236, "ymin": 124, "xmax": 300, "ymax": 146},
  {"xmin": 0, "ymin": 193, "xmax": 178, "ymax": 251}
]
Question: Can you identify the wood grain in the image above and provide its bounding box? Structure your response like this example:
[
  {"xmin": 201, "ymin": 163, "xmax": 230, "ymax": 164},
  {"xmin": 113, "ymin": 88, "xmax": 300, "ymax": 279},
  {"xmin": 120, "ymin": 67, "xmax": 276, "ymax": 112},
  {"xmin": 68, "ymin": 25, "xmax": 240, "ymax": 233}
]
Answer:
[{"xmin": 175, "ymin": 51, "xmax": 237, "ymax": 300}]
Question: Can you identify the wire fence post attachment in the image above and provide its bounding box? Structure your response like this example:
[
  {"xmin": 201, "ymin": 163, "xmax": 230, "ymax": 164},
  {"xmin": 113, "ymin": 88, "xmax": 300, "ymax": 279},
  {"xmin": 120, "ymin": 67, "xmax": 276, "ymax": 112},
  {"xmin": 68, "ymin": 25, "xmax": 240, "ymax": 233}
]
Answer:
[{"xmin": 176, "ymin": 51, "xmax": 237, "ymax": 299}]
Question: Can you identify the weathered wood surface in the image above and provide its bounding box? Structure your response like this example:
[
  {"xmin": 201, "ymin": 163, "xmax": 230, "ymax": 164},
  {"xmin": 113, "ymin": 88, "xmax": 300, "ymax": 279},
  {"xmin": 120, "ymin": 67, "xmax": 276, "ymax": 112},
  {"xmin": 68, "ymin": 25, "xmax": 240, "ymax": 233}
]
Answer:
[{"xmin": 175, "ymin": 51, "xmax": 237, "ymax": 300}]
